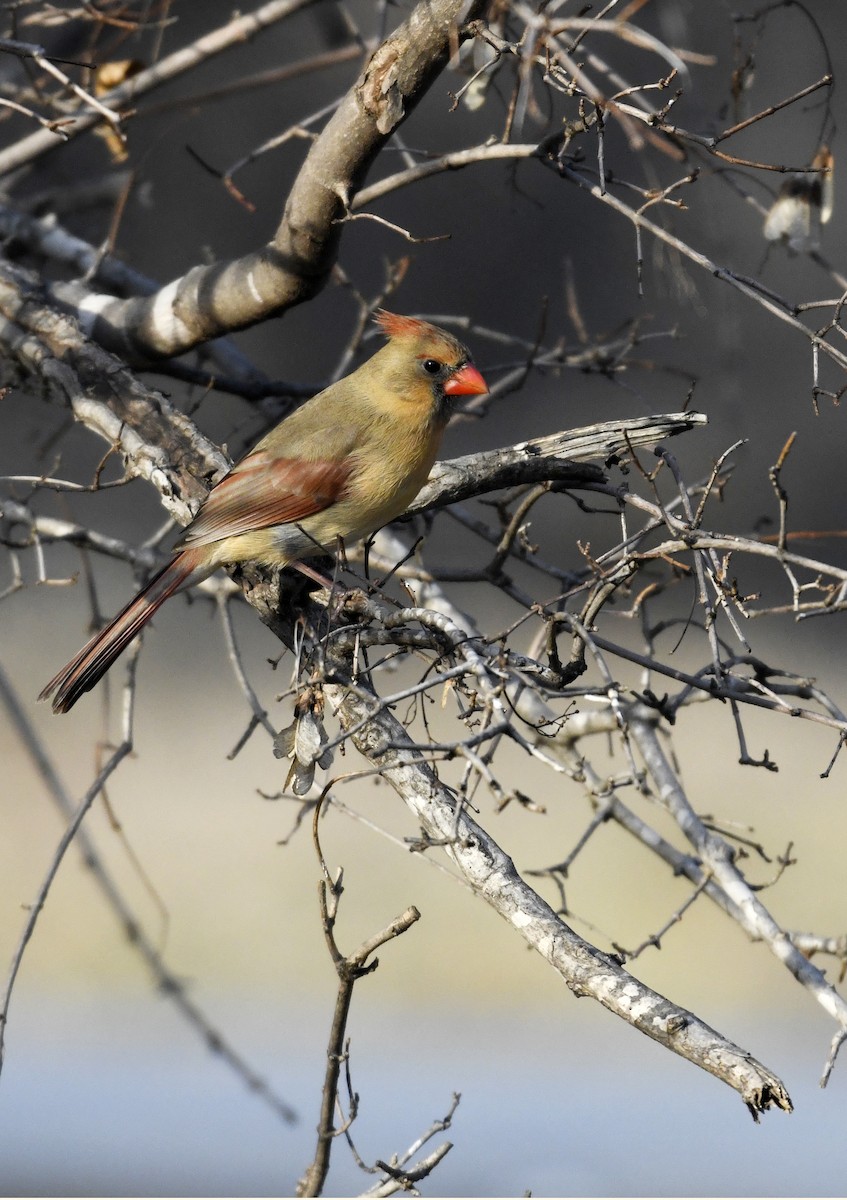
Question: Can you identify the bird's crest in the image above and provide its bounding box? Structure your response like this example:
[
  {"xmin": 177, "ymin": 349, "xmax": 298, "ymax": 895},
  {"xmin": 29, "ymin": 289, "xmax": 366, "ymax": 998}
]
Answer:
[{"xmin": 374, "ymin": 310, "xmax": 433, "ymax": 341}]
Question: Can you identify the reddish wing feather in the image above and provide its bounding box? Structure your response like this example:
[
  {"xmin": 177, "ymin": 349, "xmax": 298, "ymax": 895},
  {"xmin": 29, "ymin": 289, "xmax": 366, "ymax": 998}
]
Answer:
[{"xmin": 178, "ymin": 452, "xmax": 352, "ymax": 548}]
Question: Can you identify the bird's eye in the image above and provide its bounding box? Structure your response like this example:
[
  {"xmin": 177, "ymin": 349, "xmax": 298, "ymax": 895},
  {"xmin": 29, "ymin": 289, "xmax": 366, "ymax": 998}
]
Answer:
[{"xmin": 422, "ymin": 358, "xmax": 441, "ymax": 375}]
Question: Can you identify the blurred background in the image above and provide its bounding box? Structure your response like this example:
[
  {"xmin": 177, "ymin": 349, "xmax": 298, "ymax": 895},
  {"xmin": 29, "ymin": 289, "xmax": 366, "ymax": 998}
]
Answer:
[{"xmin": 2, "ymin": 0, "xmax": 847, "ymax": 1194}]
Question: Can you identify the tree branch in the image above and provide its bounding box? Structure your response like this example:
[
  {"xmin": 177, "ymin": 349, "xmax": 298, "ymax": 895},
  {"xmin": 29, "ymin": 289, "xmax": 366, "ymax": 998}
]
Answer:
[
  {"xmin": 325, "ymin": 669, "xmax": 792, "ymax": 1120},
  {"xmin": 0, "ymin": 0, "xmax": 320, "ymax": 178},
  {"xmin": 413, "ymin": 413, "xmax": 706, "ymax": 512},
  {"xmin": 59, "ymin": 0, "xmax": 486, "ymax": 363},
  {"xmin": 629, "ymin": 710, "xmax": 847, "ymax": 1041}
]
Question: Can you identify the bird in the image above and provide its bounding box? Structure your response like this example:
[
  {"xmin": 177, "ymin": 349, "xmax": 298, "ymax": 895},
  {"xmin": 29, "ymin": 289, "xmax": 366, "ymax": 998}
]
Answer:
[
  {"xmin": 763, "ymin": 145, "xmax": 834, "ymax": 253},
  {"xmin": 40, "ymin": 310, "xmax": 488, "ymax": 713}
]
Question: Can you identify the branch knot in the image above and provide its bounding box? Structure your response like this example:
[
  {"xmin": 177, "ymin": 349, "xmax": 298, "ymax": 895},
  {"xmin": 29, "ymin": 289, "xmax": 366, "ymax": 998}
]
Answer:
[{"xmin": 358, "ymin": 45, "xmax": 404, "ymax": 134}]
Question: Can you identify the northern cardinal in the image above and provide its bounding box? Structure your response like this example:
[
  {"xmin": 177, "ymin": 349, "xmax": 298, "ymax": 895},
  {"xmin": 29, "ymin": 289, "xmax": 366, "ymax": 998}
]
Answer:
[{"xmin": 40, "ymin": 311, "xmax": 488, "ymax": 713}]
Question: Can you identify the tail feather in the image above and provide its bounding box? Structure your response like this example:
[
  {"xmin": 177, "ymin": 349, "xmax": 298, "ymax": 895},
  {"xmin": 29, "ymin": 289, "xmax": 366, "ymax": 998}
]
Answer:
[{"xmin": 39, "ymin": 549, "xmax": 208, "ymax": 714}]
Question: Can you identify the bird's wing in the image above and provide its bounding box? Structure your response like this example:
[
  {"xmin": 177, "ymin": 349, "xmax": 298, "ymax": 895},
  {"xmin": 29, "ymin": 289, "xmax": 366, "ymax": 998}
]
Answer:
[{"xmin": 177, "ymin": 450, "xmax": 353, "ymax": 549}]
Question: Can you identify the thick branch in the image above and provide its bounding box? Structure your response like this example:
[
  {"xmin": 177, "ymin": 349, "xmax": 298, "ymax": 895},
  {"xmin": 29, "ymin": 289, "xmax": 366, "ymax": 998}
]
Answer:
[
  {"xmin": 0, "ymin": 259, "xmax": 706, "ymax": 534},
  {"xmin": 412, "ymin": 413, "xmax": 706, "ymax": 511},
  {"xmin": 0, "ymin": 259, "xmax": 228, "ymax": 519},
  {"xmin": 70, "ymin": 0, "xmax": 485, "ymax": 363},
  {"xmin": 325, "ymin": 673, "xmax": 791, "ymax": 1119}
]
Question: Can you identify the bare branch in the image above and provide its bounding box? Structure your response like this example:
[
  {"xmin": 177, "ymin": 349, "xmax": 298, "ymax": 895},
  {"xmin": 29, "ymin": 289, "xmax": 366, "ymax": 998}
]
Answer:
[
  {"xmin": 0, "ymin": 660, "xmax": 298, "ymax": 1123},
  {"xmin": 412, "ymin": 412, "xmax": 707, "ymax": 512},
  {"xmin": 298, "ymin": 836, "xmax": 421, "ymax": 1197},
  {"xmin": 629, "ymin": 710, "xmax": 847, "ymax": 1045},
  {"xmin": 56, "ymin": 0, "xmax": 487, "ymax": 363},
  {"xmin": 327, "ymin": 671, "xmax": 791, "ymax": 1120},
  {"xmin": 0, "ymin": 0, "xmax": 321, "ymax": 177}
]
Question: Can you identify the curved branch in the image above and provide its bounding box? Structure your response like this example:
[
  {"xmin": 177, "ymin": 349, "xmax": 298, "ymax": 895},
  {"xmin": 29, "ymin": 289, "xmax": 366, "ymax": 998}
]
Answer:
[
  {"xmin": 354, "ymin": 142, "xmax": 541, "ymax": 207},
  {"xmin": 0, "ymin": 260, "xmax": 227, "ymax": 520},
  {"xmin": 328, "ymin": 672, "xmax": 791, "ymax": 1120},
  {"xmin": 67, "ymin": 0, "xmax": 485, "ymax": 363},
  {"xmin": 0, "ymin": 258, "xmax": 705, "ymax": 532}
]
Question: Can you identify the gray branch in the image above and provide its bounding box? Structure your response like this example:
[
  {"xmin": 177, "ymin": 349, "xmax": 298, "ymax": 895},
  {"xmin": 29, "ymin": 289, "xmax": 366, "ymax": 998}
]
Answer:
[
  {"xmin": 629, "ymin": 709, "xmax": 847, "ymax": 1039},
  {"xmin": 2, "ymin": 226, "xmax": 787, "ymax": 1115},
  {"xmin": 0, "ymin": 0, "xmax": 319, "ymax": 178},
  {"xmin": 328, "ymin": 674, "xmax": 791, "ymax": 1119},
  {"xmin": 51, "ymin": 0, "xmax": 485, "ymax": 363},
  {"xmin": 0, "ymin": 259, "xmax": 228, "ymax": 523},
  {"xmin": 413, "ymin": 413, "xmax": 706, "ymax": 511},
  {"xmin": 0, "ymin": 257, "xmax": 704, "ymax": 533}
]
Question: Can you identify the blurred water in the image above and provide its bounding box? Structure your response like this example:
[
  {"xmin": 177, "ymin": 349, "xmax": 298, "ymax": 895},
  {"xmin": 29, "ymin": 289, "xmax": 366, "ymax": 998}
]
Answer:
[{"xmin": 1, "ymin": 987, "xmax": 845, "ymax": 1196}]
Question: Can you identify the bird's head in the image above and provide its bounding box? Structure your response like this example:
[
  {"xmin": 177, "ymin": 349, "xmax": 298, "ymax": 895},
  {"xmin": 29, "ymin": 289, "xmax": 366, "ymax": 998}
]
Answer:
[{"xmin": 373, "ymin": 310, "xmax": 488, "ymax": 419}]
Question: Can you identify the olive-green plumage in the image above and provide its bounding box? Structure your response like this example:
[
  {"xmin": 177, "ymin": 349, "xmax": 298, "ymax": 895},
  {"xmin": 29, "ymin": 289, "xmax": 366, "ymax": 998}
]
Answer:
[{"xmin": 40, "ymin": 311, "xmax": 488, "ymax": 712}]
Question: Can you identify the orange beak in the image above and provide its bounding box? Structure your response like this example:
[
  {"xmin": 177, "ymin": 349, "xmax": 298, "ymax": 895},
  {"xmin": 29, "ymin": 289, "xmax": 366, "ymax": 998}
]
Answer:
[{"xmin": 444, "ymin": 362, "xmax": 489, "ymax": 397}]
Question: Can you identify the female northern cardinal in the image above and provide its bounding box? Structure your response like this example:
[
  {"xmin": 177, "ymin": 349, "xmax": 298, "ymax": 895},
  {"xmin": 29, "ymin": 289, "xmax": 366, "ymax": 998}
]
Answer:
[{"xmin": 40, "ymin": 311, "xmax": 488, "ymax": 713}]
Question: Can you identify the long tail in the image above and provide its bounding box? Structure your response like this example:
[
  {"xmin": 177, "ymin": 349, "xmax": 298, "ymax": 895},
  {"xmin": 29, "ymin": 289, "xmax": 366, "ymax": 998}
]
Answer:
[{"xmin": 39, "ymin": 548, "xmax": 211, "ymax": 714}]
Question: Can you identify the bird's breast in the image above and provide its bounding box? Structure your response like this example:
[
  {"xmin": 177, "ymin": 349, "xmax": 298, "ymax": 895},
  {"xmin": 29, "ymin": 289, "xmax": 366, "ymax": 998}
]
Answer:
[
  {"xmin": 216, "ymin": 409, "xmax": 444, "ymax": 569},
  {"xmin": 290, "ymin": 416, "xmax": 441, "ymax": 551}
]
